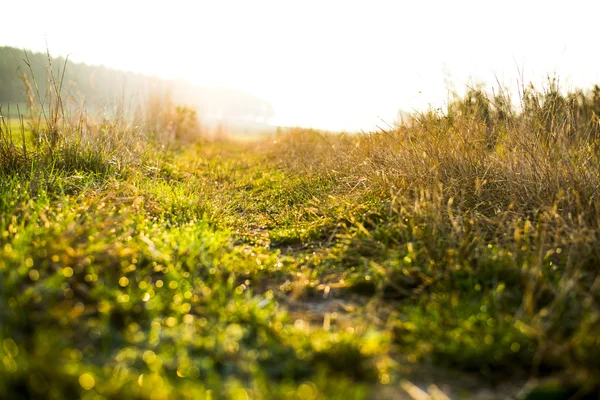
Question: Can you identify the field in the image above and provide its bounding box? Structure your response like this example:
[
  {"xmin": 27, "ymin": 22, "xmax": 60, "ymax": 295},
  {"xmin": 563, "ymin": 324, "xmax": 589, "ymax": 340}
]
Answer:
[{"xmin": 1, "ymin": 81, "xmax": 600, "ymax": 400}]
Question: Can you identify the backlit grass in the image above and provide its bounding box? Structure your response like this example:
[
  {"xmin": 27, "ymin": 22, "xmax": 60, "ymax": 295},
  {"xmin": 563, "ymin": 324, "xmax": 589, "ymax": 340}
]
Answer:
[{"xmin": 1, "ymin": 80, "xmax": 599, "ymax": 399}]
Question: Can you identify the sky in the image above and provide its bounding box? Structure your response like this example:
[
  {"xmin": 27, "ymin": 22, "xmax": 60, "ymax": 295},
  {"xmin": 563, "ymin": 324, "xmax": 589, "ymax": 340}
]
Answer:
[{"xmin": 2, "ymin": 0, "xmax": 600, "ymax": 131}]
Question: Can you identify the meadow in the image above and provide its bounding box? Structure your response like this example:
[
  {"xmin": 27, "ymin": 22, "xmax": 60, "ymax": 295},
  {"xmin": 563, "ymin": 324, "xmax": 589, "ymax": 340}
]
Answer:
[{"xmin": 0, "ymin": 74, "xmax": 599, "ymax": 399}]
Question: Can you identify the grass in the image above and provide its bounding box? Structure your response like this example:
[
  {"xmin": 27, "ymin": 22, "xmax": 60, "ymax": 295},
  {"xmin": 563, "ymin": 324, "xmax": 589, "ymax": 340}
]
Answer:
[{"xmin": 0, "ymin": 75, "xmax": 600, "ymax": 399}]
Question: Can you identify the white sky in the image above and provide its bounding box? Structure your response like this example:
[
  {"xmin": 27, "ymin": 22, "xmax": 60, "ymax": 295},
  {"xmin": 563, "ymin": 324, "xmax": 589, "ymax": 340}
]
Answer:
[{"xmin": 2, "ymin": 0, "xmax": 600, "ymax": 131}]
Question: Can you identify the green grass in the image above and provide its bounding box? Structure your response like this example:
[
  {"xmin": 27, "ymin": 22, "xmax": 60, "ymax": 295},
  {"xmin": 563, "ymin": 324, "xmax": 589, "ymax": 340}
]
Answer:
[{"xmin": 1, "ymin": 81, "xmax": 600, "ymax": 399}]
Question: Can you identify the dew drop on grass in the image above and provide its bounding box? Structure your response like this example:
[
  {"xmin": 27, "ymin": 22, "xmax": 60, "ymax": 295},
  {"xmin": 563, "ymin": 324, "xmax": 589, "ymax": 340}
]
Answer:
[
  {"xmin": 79, "ymin": 373, "xmax": 95, "ymax": 390},
  {"xmin": 297, "ymin": 382, "xmax": 318, "ymax": 400},
  {"xmin": 28, "ymin": 269, "xmax": 39, "ymax": 281},
  {"xmin": 142, "ymin": 350, "xmax": 156, "ymax": 364},
  {"xmin": 379, "ymin": 373, "xmax": 391, "ymax": 385}
]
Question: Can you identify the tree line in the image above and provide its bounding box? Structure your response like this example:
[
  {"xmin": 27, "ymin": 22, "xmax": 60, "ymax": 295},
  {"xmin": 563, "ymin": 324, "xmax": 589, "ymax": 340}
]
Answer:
[{"xmin": 0, "ymin": 46, "xmax": 274, "ymax": 127}]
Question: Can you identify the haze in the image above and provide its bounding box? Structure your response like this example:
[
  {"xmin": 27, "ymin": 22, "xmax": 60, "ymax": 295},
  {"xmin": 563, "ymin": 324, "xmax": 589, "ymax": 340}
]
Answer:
[{"xmin": 2, "ymin": 0, "xmax": 600, "ymax": 131}]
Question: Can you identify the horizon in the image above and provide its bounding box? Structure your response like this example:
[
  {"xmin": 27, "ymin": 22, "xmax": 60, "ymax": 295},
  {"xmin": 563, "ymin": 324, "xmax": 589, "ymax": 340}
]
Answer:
[{"xmin": 3, "ymin": 0, "xmax": 600, "ymax": 131}]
